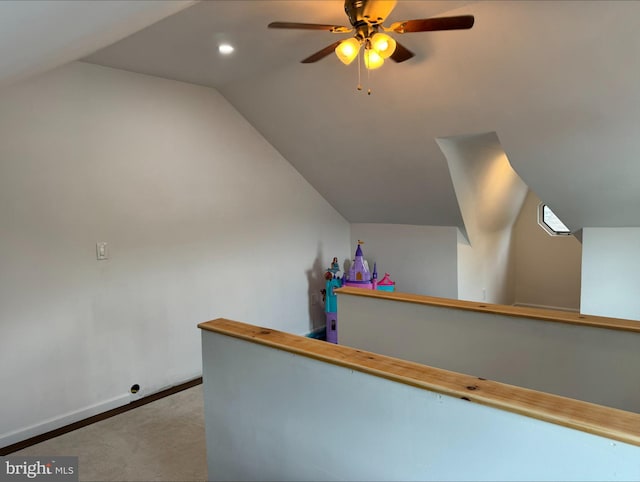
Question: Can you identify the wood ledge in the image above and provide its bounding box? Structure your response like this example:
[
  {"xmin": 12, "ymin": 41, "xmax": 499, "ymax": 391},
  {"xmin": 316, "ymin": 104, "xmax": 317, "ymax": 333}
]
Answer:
[
  {"xmin": 199, "ymin": 318, "xmax": 640, "ymax": 448},
  {"xmin": 335, "ymin": 286, "xmax": 640, "ymax": 333}
]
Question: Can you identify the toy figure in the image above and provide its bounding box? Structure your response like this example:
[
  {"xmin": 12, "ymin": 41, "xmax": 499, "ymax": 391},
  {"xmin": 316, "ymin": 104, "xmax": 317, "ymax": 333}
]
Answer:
[{"xmin": 330, "ymin": 257, "xmax": 340, "ymax": 274}]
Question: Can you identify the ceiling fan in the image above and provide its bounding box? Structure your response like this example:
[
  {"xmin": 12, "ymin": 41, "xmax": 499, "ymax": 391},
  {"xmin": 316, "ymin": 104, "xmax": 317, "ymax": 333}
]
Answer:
[{"xmin": 268, "ymin": 0, "xmax": 474, "ymax": 70}]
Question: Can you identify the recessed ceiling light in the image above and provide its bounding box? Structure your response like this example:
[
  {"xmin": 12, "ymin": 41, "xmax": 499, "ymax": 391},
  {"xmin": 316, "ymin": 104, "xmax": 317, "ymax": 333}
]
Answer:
[{"xmin": 218, "ymin": 44, "xmax": 234, "ymax": 55}]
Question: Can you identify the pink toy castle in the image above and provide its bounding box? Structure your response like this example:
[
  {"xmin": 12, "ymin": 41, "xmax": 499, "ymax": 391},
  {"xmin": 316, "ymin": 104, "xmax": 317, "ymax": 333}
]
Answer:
[
  {"xmin": 376, "ymin": 272, "xmax": 396, "ymax": 292},
  {"xmin": 323, "ymin": 241, "xmax": 395, "ymax": 344},
  {"xmin": 343, "ymin": 241, "xmax": 395, "ymax": 292}
]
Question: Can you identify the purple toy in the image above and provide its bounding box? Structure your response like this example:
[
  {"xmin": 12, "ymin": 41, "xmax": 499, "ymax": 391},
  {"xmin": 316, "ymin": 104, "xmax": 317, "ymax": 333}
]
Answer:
[
  {"xmin": 344, "ymin": 241, "xmax": 377, "ymax": 289},
  {"xmin": 322, "ymin": 241, "xmax": 396, "ymax": 344}
]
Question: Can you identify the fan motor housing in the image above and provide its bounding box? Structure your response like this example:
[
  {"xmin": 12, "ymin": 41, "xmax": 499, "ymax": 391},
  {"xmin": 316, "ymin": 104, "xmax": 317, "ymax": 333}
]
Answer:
[{"xmin": 344, "ymin": 0, "xmax": 397, "ymax": 27}]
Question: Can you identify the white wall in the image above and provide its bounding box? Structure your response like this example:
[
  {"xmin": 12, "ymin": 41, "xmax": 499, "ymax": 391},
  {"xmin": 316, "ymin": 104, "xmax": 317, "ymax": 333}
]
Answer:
[
  {"xmin": 349, "ymin": 224, "xmax": 458, "ymax": 298},
  {"xmin": 512, "ymin": 191, "xmax": 582, "ymax": 311},
  {"xmin": 581, "ymin": 228, "xmax": 640, "ymax": 320},
  {"xmin": 338, "ymin": 293, "xmax": 640, "ymax": 413},
  {"xmin": 437, "ymin": 132, "xmax": 528, "ymax": 304},
  {"xmin": 0, "ymin": 61, "xmax": 350, "ymax": 447},
  {"xmin": 202, "ymin": 329, "xmax": 640, "ymax": 481}
]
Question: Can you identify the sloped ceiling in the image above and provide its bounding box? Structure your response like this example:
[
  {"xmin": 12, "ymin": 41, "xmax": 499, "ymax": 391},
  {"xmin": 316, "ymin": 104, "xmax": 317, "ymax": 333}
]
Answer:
[
  {"xmin": 5, "ymin": 1, "xmax": 640, "ymax": 232},
  {"xmin": 0, "ymin": 0, "xmax": 193, "ymax": 88}
]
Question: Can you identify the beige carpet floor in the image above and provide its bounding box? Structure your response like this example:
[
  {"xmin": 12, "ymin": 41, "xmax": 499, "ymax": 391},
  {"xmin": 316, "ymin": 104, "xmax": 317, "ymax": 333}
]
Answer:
[{"xmin": 12, "ymin": 385, "xmax": 207, "ymax": 482}]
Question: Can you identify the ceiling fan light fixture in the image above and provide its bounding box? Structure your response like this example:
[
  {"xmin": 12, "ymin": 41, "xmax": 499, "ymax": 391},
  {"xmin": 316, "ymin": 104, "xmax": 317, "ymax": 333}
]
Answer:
[
  {"xmin": 218, "ymin": 43, "xmax": 234, "ymax": 55},
  {"xmin": 268, "ymin": 1, "xmax": 475, "ymax": 76},
  {"xmin": 370, "ymin": 32, "xmax": 396, "ymax": 59},
  {"xmin": 364, "ymin": 48, "xmax": 384, "ymax": 70},
  {"xmin": 335, "ymin": 37, "xmax": 361, "ymax": 65}
]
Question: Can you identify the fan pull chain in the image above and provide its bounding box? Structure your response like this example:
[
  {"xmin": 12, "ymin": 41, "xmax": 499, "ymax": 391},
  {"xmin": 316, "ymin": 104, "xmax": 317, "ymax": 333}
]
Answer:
[
  {"xmin": 355, "ymin": 47, "xmax": 373, "ymax": 95},
  {"xmin": 357, "ymin": 48, "xmax": 362, "ymax": 91}
]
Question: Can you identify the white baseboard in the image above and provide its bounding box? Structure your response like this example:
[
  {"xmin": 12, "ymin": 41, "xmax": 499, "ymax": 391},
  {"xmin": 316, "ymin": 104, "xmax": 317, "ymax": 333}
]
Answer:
[
  {"xmin": 0, "ymin": 394, "xmax": 129, "ymax": 450},
  {"xmin": 513, "ymin": 302, "xmax": 579, "ymax": 313}
]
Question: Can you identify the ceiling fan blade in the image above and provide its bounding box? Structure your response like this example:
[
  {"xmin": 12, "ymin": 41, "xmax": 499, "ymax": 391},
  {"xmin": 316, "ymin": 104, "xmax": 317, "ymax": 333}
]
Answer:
[
  {"xmin": 268, "ymin": 22, "xmax": 352, "ymax": 33},
  {"xmin": 390, "ymin": 41, "xmax": 414, "ymax": 62},
  {"xmin": 301, "ymin": 41, "xmax": 343, "ymax": 63},
  {"xmin": 388, "ymin": 15, "xmax": 474, "ymax": 34}
]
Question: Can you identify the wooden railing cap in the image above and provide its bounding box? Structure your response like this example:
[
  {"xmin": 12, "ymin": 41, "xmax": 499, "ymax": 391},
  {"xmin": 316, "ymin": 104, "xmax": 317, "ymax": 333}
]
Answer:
[
  {"xmin": 335, "ymin": 286, "xmax": 640, "ymax": 334},
  {"xmin": 199, "ymin": 318, "xmax": 640, "ymax": 448}
]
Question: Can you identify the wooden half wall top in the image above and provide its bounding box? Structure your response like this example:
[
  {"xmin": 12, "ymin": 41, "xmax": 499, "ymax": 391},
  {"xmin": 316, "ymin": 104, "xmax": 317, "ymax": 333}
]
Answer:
[
  {"xmin": 199, "ymin": 318, "xmax": 640, "ymax": 448},
  {"xmin": 334, "ymin": 286, "xmax": 640, "ymax": 334}
]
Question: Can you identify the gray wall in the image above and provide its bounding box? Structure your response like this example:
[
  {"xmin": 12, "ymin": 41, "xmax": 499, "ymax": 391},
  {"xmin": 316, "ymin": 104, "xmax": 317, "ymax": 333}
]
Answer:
[
  {"xmin": 349, "ymin": 224, "xmax": 458, "ymax": 298},
  {"xmin": 0, "ymin": 61, "xmax": 350, "ymax": 447},
  {"xmin": 202, "ymin": 329, "xmax": 640, "ymax": 481},
  {"xmin": 338, "ymin": 293, "xmax": 640, "ymax": 413}
]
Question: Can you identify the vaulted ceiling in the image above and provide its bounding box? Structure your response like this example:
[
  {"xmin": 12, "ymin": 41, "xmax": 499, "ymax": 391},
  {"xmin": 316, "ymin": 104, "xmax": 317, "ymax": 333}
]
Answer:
[{"xmin": 3, "ymin": 1, "xmax": 640, "ymax": 233}]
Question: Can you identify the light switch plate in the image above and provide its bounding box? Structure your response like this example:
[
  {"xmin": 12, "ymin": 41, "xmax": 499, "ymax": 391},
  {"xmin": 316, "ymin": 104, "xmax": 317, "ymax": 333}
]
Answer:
[{"xmin": 96, "ymin": 242, "xmax": 108, "ymax": 260}]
